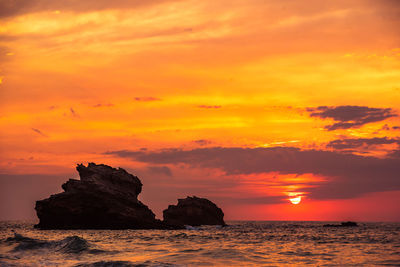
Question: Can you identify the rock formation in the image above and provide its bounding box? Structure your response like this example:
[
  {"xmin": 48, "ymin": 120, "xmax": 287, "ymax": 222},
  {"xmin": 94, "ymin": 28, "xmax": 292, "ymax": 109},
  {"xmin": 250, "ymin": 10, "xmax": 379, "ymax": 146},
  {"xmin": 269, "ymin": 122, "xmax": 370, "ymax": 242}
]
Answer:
[
  {"xmin": 323, "ymin": 221, "xmax": 358, "ymax": 227},
  {"xmin": 163, "ymin": 196, "xmax": 226, "ymax": 227},
  {"xmin": 35, "ymin": 163, "xmax": 164, "ymax": 229}
]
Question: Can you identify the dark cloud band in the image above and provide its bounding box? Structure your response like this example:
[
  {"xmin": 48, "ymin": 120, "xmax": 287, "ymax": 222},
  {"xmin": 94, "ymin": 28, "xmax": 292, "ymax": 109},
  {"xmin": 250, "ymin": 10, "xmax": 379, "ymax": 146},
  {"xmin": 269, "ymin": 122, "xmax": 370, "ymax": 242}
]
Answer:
[
  {"xmin": 105, "ymin": 146, "xmax": 400, "ymax": 200},
  {"xmin": 327, "ymin": 137, "xmax": 400, "ymax": 150}
]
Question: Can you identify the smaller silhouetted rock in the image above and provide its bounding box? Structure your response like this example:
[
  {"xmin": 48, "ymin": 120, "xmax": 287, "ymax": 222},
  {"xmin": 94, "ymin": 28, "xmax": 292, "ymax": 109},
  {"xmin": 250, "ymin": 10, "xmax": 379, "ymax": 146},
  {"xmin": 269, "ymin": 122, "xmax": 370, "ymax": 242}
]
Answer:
[
  {"xmin": 323, "ymin": 221, "xmax": 358, "ymax": 227},
  {"xmin": 340, "ymin": 221, "xmax": 358, "ymax": 227},
  {"xmin": 163, "ymin": 196, "xmax": 225, "ymax": 227}
]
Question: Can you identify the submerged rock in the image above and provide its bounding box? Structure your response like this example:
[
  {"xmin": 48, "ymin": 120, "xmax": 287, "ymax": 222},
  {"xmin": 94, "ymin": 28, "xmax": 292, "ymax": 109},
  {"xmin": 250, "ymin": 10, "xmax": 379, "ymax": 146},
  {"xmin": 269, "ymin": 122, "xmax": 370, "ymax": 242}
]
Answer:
[
  {"xmin": 163, "ymin": 196, "xmax": 226, "ymax": 227},
  {"xmin": 35, "ymin": 163, "xmax": 164, "ymax": 229},
  {"xmin": 323, "ymin": 221, "xmax": 358, "ymax": 227}
]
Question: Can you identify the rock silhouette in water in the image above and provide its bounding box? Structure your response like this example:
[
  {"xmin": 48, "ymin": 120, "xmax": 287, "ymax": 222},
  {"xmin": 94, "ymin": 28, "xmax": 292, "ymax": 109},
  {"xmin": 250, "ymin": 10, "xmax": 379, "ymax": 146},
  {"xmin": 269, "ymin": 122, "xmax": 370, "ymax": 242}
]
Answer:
[
  {"xmin": 323, "ymin": 221, "xmax": 358, "ymax": 227},
  {"xmin": 163, "ymin": 196, "xmax": 226, "ymax": 227},
  {"xmin": 35, "ymin": 163, "xmax": 163, "ymax": 229}
]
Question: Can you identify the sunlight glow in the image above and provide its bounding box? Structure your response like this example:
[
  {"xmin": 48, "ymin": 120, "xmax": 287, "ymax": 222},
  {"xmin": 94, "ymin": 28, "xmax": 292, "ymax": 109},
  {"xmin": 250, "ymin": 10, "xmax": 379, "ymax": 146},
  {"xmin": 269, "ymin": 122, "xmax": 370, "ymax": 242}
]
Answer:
[
  {"xmin": 288, "ymin": 192, "xmax": 303, "ymax": 205},
  {"xmin": 289, "ymin": 196, "xmax": 302, "ymax": 205}
]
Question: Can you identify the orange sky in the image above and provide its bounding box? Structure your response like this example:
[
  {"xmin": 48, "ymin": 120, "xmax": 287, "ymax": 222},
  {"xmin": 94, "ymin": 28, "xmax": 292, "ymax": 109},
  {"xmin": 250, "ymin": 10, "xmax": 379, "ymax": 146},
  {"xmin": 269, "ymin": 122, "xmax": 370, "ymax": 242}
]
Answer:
[{"xmin": 1, "ymin": 0, "xmax": 400, "ymax": 221}]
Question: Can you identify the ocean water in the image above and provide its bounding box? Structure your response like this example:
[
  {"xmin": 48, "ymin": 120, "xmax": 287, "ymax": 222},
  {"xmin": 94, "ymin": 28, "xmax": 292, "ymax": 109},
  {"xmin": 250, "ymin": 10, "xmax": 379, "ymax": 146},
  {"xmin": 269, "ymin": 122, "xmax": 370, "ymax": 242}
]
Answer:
[{"xmin": 0, "ymin": 221, "xmax": 399, "ymax": 266}]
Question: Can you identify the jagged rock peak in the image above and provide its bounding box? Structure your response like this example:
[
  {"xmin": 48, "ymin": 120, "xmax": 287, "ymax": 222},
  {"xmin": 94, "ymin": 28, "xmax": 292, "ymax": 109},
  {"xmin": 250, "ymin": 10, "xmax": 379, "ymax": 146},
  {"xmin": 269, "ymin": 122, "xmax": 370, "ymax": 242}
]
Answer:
[{"xmin": 75, "ymin": 162, "xmax": 142, "ymax": 196}]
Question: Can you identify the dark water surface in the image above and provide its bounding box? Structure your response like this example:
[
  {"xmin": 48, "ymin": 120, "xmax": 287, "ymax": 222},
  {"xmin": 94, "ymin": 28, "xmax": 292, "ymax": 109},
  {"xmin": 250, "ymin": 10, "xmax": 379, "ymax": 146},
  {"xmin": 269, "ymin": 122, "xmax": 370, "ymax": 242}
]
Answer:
[{"xmin": 0, "ymin": 221, "xmax": 399, "ymax": 266}]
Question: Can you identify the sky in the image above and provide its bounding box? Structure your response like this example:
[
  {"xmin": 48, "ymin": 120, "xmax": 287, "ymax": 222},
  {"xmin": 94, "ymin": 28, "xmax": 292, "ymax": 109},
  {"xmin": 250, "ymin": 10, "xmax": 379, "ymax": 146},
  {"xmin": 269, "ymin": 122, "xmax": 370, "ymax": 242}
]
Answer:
[{"xmin": 0, "ymin": 0, "xmax": 400, "ymax": 222}]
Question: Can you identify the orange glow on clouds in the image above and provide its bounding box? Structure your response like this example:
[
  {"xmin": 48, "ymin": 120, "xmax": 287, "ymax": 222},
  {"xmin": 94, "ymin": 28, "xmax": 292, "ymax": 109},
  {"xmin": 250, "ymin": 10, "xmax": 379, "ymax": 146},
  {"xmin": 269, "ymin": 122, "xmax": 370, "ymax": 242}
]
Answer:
[{"xmin": 0, "ymin": 0, "xmax": 399, "ymax": 221}]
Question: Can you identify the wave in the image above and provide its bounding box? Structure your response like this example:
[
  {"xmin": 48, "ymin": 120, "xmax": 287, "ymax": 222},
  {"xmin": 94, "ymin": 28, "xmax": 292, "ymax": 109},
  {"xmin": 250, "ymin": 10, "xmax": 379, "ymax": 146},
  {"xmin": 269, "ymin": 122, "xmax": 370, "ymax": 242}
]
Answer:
[
  {"xmin": 56, "ymin": 236, "xmax": 89, "ymax": 253},
  {"xmin": 74, "ymin": 260, "xmax": 135, "ymax": 267},
  {"xmin": 1, "ymin": 221, "xmax": 399, "ymax": 266},
  {"xmin": 4, "ymin": 233, "xmax": 104, "ymax": 254},
  {"xmin": 6, "ymin": 233, "xmax": 51, "ymax": 251},
  {"xmin": 0, "ymin": 261, "xmax": 18, "ymax": 267},
  {"xmin": 184, "ymin": 225, "xmax": 199, "ymax": 230},
  {"xmin": 75, "ymin": 260, "xmax": 182, "ymax": 267}
]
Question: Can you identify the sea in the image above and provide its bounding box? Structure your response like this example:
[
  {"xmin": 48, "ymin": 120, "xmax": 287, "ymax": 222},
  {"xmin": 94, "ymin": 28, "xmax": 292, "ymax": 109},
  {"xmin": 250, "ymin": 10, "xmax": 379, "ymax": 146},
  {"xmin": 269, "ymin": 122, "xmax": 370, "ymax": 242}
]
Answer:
[{"xmin": 0, "ymin": 221, "xmax": 399, "ymax": 266}]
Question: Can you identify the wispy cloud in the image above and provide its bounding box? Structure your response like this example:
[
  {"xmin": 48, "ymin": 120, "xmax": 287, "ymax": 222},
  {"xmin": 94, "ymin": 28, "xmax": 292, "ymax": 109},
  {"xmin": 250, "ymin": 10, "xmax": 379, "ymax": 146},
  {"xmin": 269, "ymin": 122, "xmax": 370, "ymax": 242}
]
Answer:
[
  {"xmin": 0, "ymin": 0, "xmax": 178, "ymax": 18},
  {"xmin": 134, "ymin": 97, "xmax": 161, "ymax": 102},
  {"xmin": 31, "ymin": 128, "xmax": 47, "ymax": 137},
  {"xmin": 70, "ymin": 107, "xmax": 78, "ymax": 117},
  {"xmin": 327, "ymin": 137, "xmax": 399, "ymax": 150},
  {"xmin": 92, "ymin": 103, "xmax": 114, "ymax": 108},
  {"xmin": 146, "ymin": 165, "xmax": 172, "ymax": 176},
  {"xmin": 197, "ymin": 105, "xmax": 221, "ymax": 109},
  {"xmin": 307, "ymin": 106, "xmax": 397, "ymax": 130},
  {"xmin": 192, "ymin": 139, "xmax": 213, "ymax": 146}
]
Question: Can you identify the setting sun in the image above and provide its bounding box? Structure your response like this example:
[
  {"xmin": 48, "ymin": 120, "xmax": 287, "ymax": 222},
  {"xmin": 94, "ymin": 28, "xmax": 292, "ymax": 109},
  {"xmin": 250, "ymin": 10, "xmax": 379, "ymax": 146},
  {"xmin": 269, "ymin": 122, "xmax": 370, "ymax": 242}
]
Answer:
[{"xmin": 289, "ymin": 196, "xmax": 302, "ymax": 205}]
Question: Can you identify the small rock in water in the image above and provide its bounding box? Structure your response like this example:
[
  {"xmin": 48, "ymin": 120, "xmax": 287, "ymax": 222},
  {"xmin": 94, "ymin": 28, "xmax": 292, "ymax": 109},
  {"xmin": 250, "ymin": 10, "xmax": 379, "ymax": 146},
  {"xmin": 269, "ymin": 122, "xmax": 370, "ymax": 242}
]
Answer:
[{"xmin": 323, "ymin": 221, "xmax": 358, "ymax": 227}]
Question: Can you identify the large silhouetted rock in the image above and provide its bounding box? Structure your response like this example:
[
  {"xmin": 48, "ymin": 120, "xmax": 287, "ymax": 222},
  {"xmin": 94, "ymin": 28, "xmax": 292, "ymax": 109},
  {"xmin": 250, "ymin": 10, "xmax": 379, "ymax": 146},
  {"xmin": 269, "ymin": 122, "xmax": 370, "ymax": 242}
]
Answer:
[
  {"xmin": 163, "ymin": 196, "xmax": 226, "ymax": 227},
  {"xmin": 35, "ymin": 163, "xmax": 164, "ymax": 229}
]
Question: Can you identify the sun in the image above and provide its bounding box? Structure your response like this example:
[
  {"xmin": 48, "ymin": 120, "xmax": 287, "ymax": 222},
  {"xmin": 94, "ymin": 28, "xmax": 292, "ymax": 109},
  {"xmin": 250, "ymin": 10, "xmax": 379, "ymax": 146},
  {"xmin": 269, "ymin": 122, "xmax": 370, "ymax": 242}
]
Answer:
[
  {"xmin": 287, "ymin": 192, "xmax": 304, "ymax": 205},
  {"xmin": 289, "ymin": 195, "xmax": 302, "ymax": 205}
]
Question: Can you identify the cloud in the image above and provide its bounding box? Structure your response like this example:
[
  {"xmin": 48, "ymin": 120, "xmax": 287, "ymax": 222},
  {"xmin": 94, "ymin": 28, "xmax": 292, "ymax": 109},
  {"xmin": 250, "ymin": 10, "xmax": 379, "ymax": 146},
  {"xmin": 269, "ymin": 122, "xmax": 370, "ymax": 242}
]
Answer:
[
  {"xmin": 134, "ymin": 97, "xmax": 161, "ymax": 102},
  {"xmin": 92, "ymin": 103, "xmax": 114, "ymax": 108},
  {"xmin": 105, "ymin": 146, "xmax": 400, "ymax": 200},
  {"xmin": 192, "ymin": 139, "xmax": 213, "ymax": 146},
  {"xmin": 327, "ymin": 137, "xmax": 399, "ymax": 150},
  {"xmin": 70, "ymin": 107, "xmax": 78, "ymax": 117},
  {"xmin": 197, "ymin": 105, "xmax": 222, "ymax": 109},
  {"xmin": 31, "ymin": 128, "xmax": 47, "ymax": 137},
  {"xmin": 307, "ymin": 105, "xmax": 397, "ymax": 130},
  {"xmin": 213, "ymin": 195, "xmax": 285, "ymax": 205},
  {"xmin": 0, "ymin": 0, "xmax": 179, "ymax": 18},
  {"xmin": 146, "ymin": 165, "xmax": 172, "ymax": 176},
  {"xmin": 381, "ymin": 124, "xmax": 391, "ymax": 131},
  {"xmin": 389, "ymin": 149, "xmax": 400, "ymax": 158}
]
